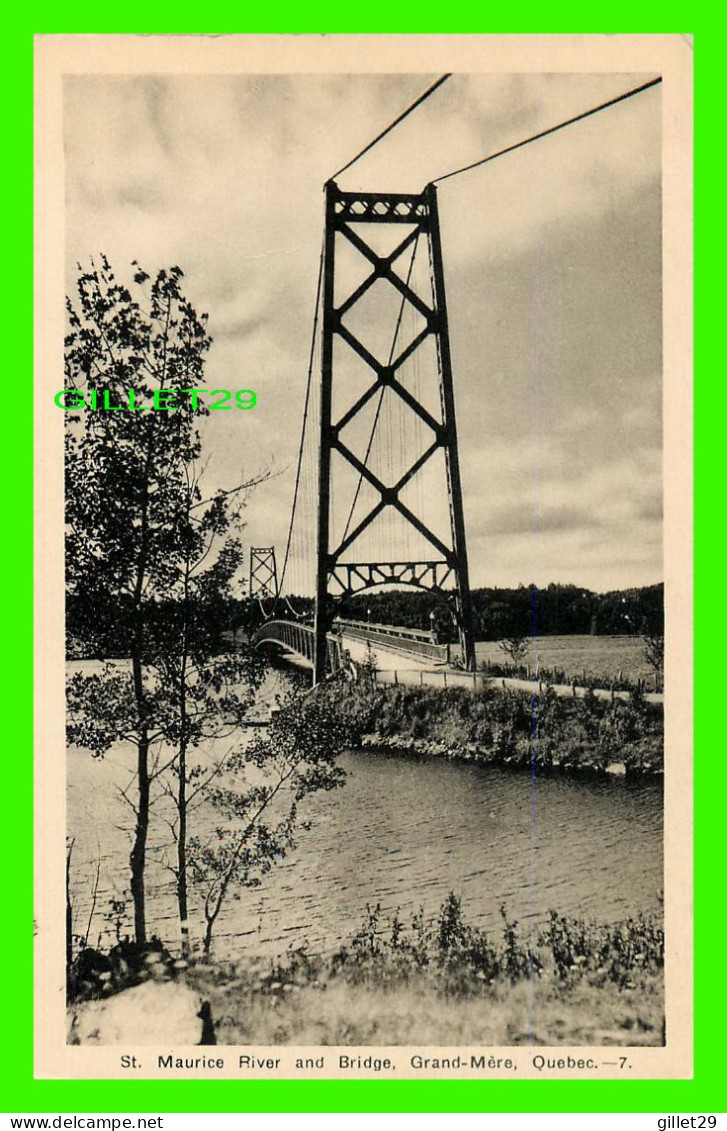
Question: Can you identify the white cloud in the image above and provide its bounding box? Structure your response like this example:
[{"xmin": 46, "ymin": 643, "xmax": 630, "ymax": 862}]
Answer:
[{"xmin": 64, "ymin": 71, "xmax": 662, "ymax": 592}]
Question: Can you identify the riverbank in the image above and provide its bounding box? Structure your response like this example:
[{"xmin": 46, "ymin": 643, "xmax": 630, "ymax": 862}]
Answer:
[
  {"xmin": 314, "ymin": 677, "xmax": 663, "ymax": 777},
  {"xmin": 70, "ymin": 896, "xmax": 664, "ymax": 1047},
  {"xmin": 189, "ymin": 968, "xmax": 664, "ymax": 1047},
  {"xmin": 191, "ymin": 898, "xmax": 663, "ymax": 1046}
]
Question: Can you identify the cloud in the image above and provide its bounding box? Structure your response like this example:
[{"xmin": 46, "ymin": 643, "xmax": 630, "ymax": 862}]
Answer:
[
  {"xmin": 63, "ymin": 71, "xmax": 662, "ymax": 591},
  {"xmin": 485, "ymin": 504, "xmax": 596, "ymax": 537}
]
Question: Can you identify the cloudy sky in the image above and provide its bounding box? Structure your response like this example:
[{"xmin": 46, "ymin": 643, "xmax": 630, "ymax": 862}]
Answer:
[{"xmin": 64, "ymin": 71, "xmax": 662, "ymax": 593}]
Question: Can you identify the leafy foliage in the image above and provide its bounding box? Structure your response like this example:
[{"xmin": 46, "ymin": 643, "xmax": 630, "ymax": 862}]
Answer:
[
  {"xmin": 65, "ymin": 258, "xmax": 211, "ymax": 653},
  {"xmin": 185, "ymin": 692, "xmax": 350, "ymax": 952},
  {"xmin": 64, "ymin": 258, "xmax": 268, "ymax": 946},
  {"xmin": 499, "ymin": 633, "xmax": 531, "ymax": 668},
  {"xmin": 313, "ymin": 678, "xmax": 663, "ymax": 774},
  {"xmin": 326, "ymin": 583, "xmax": 665, "ymax": 644},
  {"xmin": 271, "ymin": 895, "xmax": 662, "ymax": 1001},
  {"xmin": 541, "ymin": 909, "xmax": 664, "ymax": 988}
]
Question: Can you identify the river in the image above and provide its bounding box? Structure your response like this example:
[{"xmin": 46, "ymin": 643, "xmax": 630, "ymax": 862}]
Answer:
[{"xmin": 67, "ymin": 666, "xmax": 663, "ymax": 957}]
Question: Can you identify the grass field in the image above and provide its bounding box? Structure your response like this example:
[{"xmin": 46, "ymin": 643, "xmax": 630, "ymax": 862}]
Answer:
[
  {"xmin": 191, "ymin": 969, "xmax": 664, "ymax": 1047},
  {"xmin": 474, "ymin": 635, "xmax": 657, "ymax": 687}
]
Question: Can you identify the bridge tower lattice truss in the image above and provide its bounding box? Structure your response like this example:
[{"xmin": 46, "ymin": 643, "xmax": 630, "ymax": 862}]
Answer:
[
  {"xmin": 314, "ymin": 181, "xmax": 475, "ymax": 683},
  {"xmin": 249, "ymin": 546, "xmax": 279, "ymax": 602}
]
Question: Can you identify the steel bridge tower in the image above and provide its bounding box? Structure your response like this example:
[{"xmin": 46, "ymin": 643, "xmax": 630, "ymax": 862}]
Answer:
[
  {"xmin": 249, "ymin": 546, "xmax": 279, "ymax": 602},
  {"xmin": 313, "ymin": 180, "xmax": 475, "ymax": 684}
]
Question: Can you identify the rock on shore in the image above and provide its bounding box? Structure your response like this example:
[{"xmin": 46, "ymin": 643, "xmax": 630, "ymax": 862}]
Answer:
[{"xmin": 68, "ymin": 980, "xmax": 211, "ymax": 1045}]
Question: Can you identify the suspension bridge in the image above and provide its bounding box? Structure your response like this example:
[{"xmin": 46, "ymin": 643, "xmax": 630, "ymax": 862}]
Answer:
[{"xmin": 244, "ymin": 75, "xmax": 662, "ymax": 687}]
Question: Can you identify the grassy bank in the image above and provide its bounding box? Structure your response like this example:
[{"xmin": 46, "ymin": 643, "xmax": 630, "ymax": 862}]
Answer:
[
  {"xmin": 182, "ymin": 896, "xmax": 664, "ymax": 1046},
  {"xmin": 69, "ymin": 897, "xmax": 664, "ymax": 1046},
  {"xmin": 473, "ymin": 634, "xmax": 659, "ymax": 690},
  {"xmin": 314, "ymin": 677, "xmax": 664, "ymax": 776}
]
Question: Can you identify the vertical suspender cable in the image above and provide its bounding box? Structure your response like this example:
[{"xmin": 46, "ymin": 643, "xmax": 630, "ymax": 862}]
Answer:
[{"xmin": 275, "ymin": 241, "xmax": 325, "ymax": 611}]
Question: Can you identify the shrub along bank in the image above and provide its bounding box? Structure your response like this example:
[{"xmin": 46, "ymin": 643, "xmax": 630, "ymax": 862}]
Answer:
[
  {"xmin": 184, "ymin": 894, "xmax": 664, "ymax": 1046},
  {"xmin": 313, "ymin": 678, "xmax": 663, "ymax": 775},
  {"xmin": 68, "ymin": 895, "xmax": 664, "ymax": 1046}
]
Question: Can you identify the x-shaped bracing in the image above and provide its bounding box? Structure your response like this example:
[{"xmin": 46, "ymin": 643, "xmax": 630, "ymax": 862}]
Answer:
[
  {"xmin": 336, "ymin": 224, "xmax": 434, "ymax": 324},
  {"xmin": 330, "ymin": 222, "xmax": 452, "ymax": 567}
]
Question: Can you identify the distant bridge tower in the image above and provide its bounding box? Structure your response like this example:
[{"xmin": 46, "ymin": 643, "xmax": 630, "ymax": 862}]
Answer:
[
  {"xmin": 313, "ymin": 180, "xmax": 475, "ymax": 683},
  {"xmin": 249, "ymin": 546, "xmax": 279, "ymax": 601}
]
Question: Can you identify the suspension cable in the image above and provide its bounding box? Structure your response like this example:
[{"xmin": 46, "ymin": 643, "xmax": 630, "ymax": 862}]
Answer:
[
  {"xmin": 275, "ymin": 239, "xmax": 325, "ymax": 610},
  {"xmin": 258, "ymin": 596, "xmax": 274, "ymax": 620},
  {"xmin": 329, "ymin": 74, "xmax": 451, "ymax": 182},
  {"xmin": 284, "ymin": 595, "xmax": 308, "ymax": 621},
  {"xmin": 430, "ymin": 77, "xmax": 662, "ymax": 185},
  {"xmin": 283, "ymin": 76, "xmax": 660, "ymax": 599}
]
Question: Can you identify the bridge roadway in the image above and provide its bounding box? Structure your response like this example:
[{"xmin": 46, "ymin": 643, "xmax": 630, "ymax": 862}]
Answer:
[
  {"xmin": 251, "ymin": 617, "xmax": 447, "ymax": 674},
  {"xmin": 250, "ymin": 618, "xmax": 663, "ymax": 704}
]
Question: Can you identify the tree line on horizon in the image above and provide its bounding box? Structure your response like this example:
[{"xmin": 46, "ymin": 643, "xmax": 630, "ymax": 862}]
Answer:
[
  {"xmin": 68, "ymin": 581, "xmax": 664, "ymax": 659},
  {"xmin": 344, "ymin": 581, "xmax": 664, "ymax": 643}
]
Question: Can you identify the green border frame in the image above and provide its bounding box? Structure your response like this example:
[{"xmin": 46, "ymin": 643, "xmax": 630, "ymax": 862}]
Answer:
[{"xmin": 12, "ymin": 20, "xmax": 711, "ymax": 1115}]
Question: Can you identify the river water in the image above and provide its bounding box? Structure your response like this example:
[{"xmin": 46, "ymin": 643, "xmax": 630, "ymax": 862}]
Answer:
[
  {"xmin": 67, "ymin": 668, "xmax": 663, "ymax": 956},
  {"xmin": 214, "ymin": 749, "xmax": 662, "ymax": 953}
]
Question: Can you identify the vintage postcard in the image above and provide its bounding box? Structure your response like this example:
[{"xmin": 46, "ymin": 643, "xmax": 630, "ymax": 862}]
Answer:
[{"xmin": 34, "ymin": 33, "xmax": 693, "ymax": 1080}]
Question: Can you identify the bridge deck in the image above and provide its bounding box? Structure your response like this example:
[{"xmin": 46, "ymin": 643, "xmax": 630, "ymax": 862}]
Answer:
[
  {"xmin": 250, "ymin": 619, "xmax": 663, "ymax": 704},
  {"xmin": 251, "ymin": 618, "xmax": 447, "ymax": 673}
]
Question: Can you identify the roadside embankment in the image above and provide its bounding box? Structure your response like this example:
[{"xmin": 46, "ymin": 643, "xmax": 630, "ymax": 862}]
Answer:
[{"xmin": 313, "ymin": 677, "xmax": 664, "ymax": 776}]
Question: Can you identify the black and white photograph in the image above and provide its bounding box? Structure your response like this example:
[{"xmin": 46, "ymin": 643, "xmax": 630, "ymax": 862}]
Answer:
[{"xmin": 34, "ymin": 34, "xmax": 693, "ymax": 1079}]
